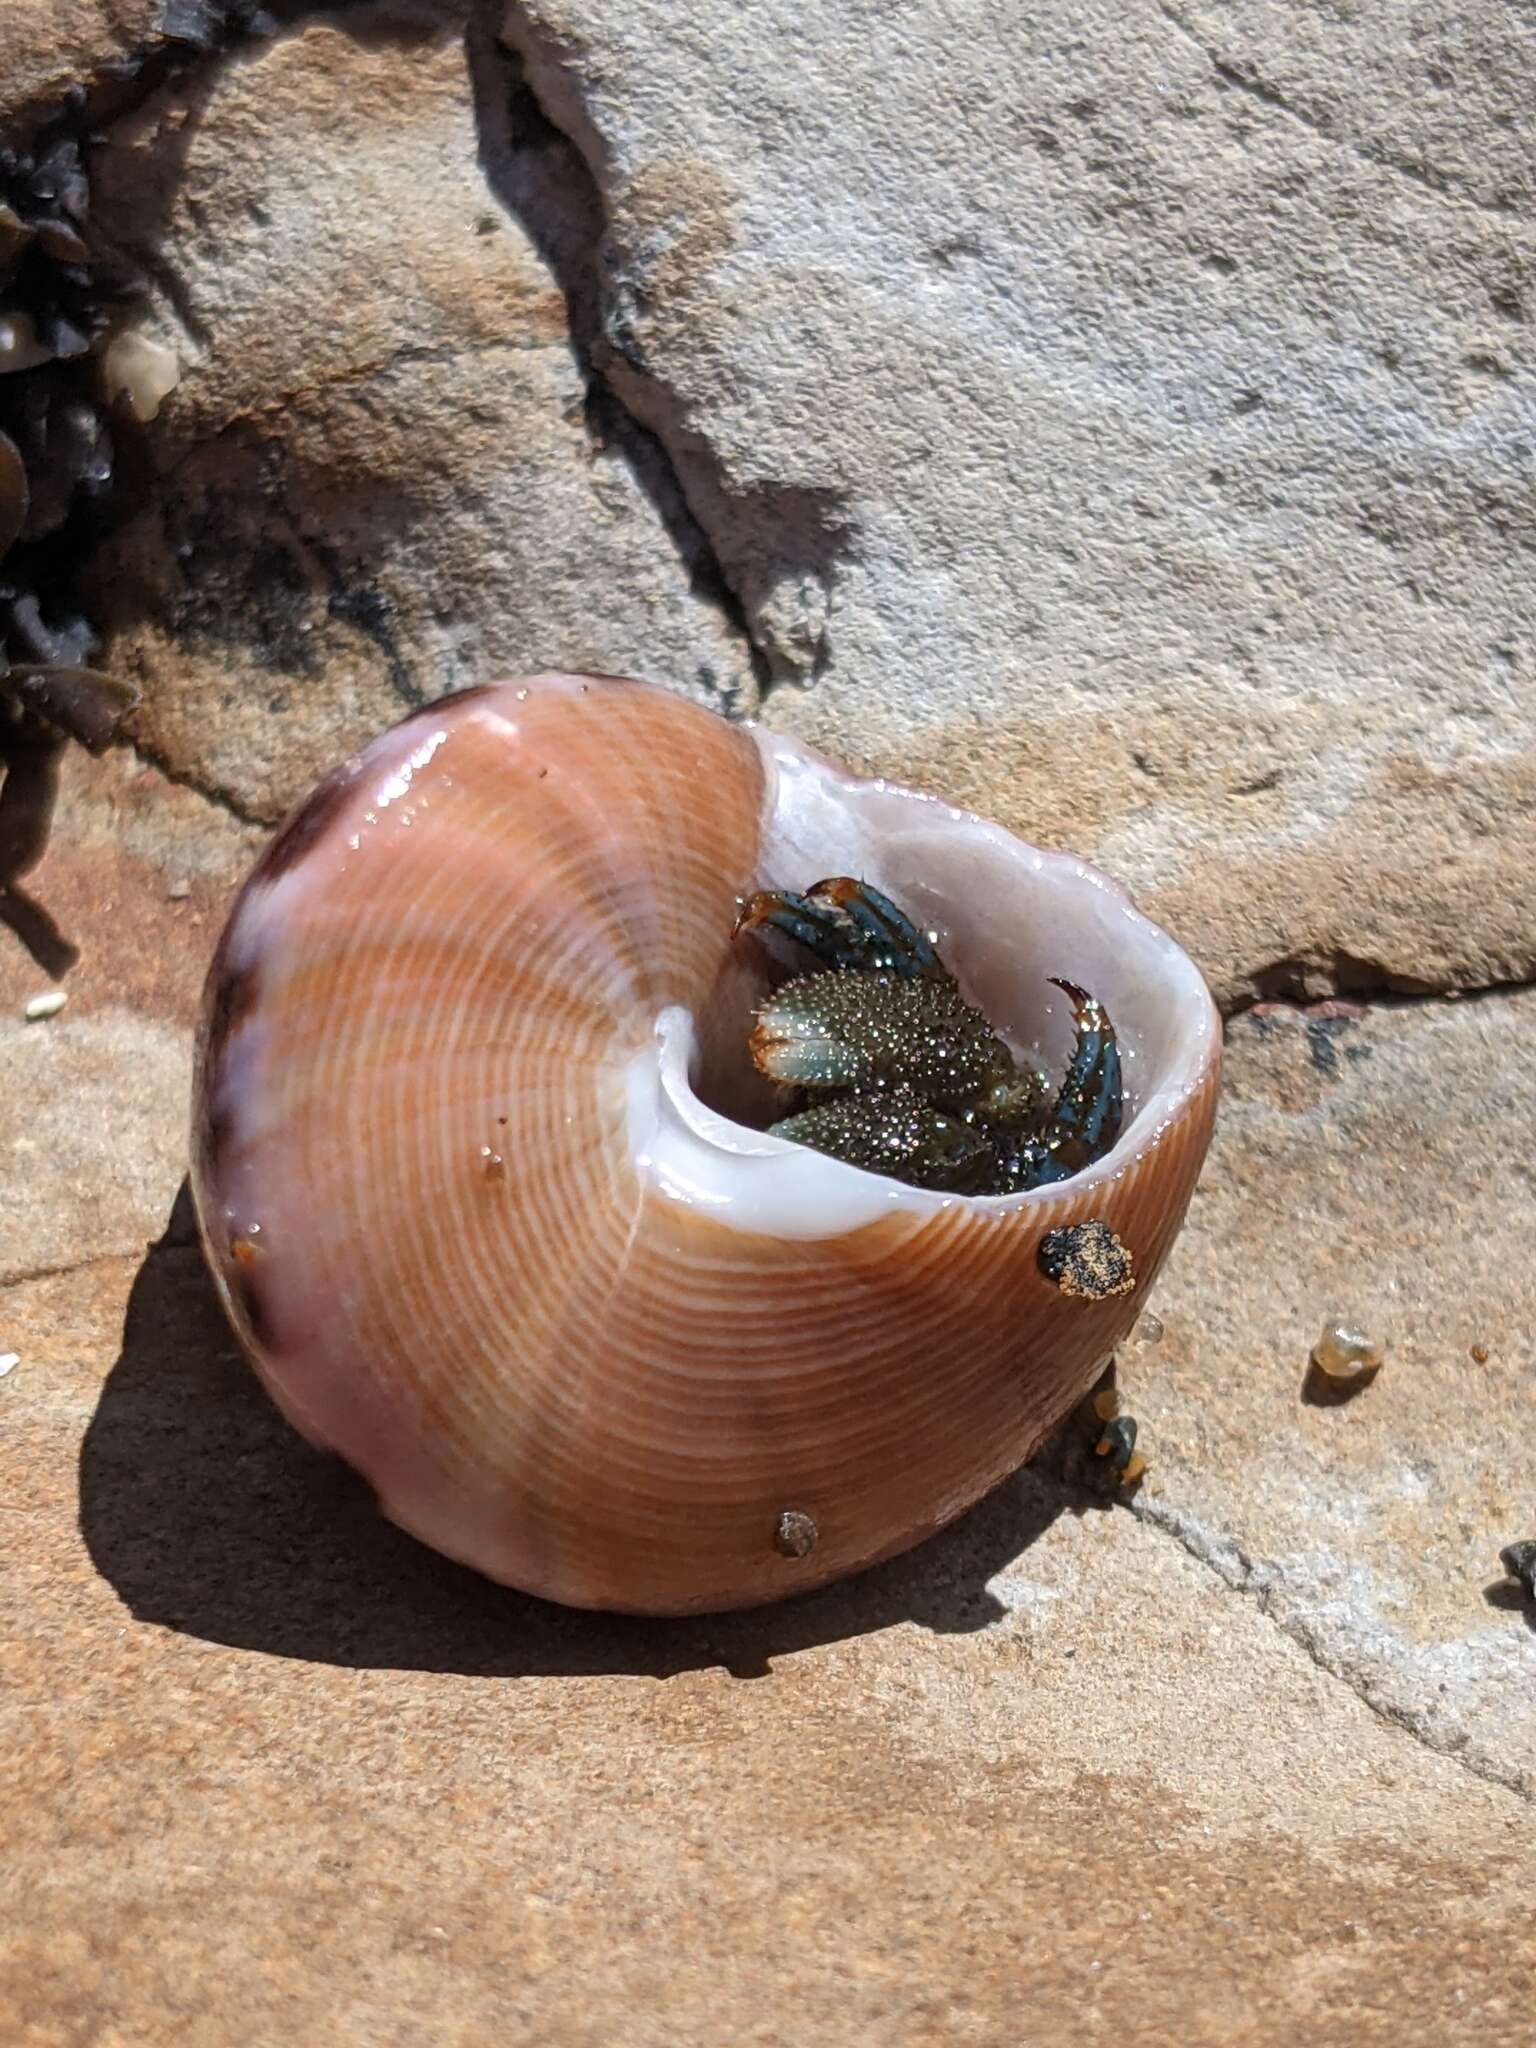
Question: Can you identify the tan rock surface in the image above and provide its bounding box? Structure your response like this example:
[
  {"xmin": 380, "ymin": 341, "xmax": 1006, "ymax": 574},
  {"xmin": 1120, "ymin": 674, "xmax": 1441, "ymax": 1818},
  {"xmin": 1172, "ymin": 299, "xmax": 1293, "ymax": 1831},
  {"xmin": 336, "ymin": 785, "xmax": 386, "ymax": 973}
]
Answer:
[
  {"xmin": 4, "ymin": 1250, "xmax": 1534, "ymax": 2046},
  {"xmin": 82, "ymin": 12, "xmax": 758, "ymax": 820},
  {"xmin": 1122, "ymin": 993, "xmax": 1536, "ymax": 1796},
  {"xmin": 3, "ymin": 727, "xmax": 1535, "ymax": 2044},
  {"xmin": 0, "ymin": 746, "xmax": 258, "ymax": 1284},
  {"xmin": 25, "ymin": 0, "xmax": 1529, "ymax": 1001},
  {"xmin": 0, "ymin": 0, "xmax": 164, "ymax": 132},
  {"xmin": 7, "ymin": 3, "xmax": 1536, "ymax": 2039},
  {"xmin": 502, "ymin": 0, "xmax": 1536, "ymax": 1007}
]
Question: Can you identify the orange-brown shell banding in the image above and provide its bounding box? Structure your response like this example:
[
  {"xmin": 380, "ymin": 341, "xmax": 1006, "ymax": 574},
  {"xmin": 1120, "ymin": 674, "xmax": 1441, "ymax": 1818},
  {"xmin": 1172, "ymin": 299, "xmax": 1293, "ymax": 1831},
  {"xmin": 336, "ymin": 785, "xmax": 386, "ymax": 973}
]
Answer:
[{"xmin": 190, "ymin": 674, "xmax": 1220, "ymax": 1615}]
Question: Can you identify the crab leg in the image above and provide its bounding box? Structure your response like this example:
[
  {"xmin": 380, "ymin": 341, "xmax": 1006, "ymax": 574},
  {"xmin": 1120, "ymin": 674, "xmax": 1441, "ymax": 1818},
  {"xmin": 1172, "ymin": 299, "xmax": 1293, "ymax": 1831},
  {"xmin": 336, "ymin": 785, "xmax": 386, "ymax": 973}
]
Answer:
[
  {"xmin": 803, "ymin": 877, "xmax": 945, "ymax": 979},
  {"xmin": 734, "ymin": 876, "xmax": 944, "ymax": 980},
  {"xmin": 1019, "ymin": 978, "xmax": 1122, "ymax": 1186},
  {"xmin": 732, "ymin": 889, "xmax": 877, "ymax": 971}
]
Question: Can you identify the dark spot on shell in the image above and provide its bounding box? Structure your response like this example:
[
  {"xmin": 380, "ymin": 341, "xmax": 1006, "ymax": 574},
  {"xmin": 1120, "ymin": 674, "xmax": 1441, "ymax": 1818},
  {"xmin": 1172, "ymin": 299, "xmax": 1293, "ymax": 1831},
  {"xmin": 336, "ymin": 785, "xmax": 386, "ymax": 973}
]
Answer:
[
  {"xmin": 194, "ymin": 1094, "xmax": 236, "ymax": 1200},
  {"xmin": 253, "ymin": 753, "xmax": 367, "ymax": 883},
  {"xmin": 229, "ymin": 1258, "xmax": 277, "ymax": 1353},
  {"xmin": 1038, "ymin": 1221, "xmax": 1135, "ymax": 1301},
  {"xmin": 389, "ymin": 684, "xmax": 495, "ymax": 733},
  {"xmin": 773, "ymin": 1509, "xmax": 817, "ymax": 1559},
  {"xmin": 201, "ymin": 951, "xmax": 259, "ymax": 1076}
]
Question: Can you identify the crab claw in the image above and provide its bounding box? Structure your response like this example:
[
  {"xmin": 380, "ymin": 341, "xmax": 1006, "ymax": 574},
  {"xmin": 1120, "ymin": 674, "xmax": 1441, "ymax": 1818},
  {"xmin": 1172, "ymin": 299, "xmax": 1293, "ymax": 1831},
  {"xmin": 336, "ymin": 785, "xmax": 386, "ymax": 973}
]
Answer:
[
  {"xmin": 733, "ymin": 887, "xmax": 874, "ymax": 972},
  {"xmin": 749, "ymin": 967, "xmax": 1004, "ymax": 1094},
  {"xmin": 800, "ymin": 876, "xmax": 946, "ymax": 979}
]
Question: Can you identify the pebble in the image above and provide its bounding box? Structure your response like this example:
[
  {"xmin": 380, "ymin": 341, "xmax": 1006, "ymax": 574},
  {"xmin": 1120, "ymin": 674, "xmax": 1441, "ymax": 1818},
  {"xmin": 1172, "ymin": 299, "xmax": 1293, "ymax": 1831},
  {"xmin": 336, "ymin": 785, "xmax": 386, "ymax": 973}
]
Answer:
[
  {"xmin": 22, "ymin": 991, "xmax": 67, "ymax": 1022},
  {"xmin": 0, "ymin": 1353, "xmax": 18, "ymax": 1378},
  {"xmin": 1311, "ymin": 1319, "xmax": 1385, "ymax": 1382}
]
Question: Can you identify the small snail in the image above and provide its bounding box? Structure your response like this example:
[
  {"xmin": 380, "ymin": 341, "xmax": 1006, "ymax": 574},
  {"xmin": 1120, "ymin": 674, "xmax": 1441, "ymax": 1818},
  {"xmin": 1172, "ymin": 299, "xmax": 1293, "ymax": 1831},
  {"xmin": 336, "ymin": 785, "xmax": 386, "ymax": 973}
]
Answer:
[{"xmin": 191, "ymin": 675, "xmax": 1220, "ymax": 1613}]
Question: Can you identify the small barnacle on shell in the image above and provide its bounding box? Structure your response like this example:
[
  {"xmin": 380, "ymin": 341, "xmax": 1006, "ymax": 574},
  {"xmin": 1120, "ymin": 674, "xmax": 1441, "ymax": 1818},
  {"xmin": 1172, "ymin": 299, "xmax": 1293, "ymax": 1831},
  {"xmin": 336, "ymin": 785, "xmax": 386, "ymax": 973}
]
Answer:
[
  {"xmin": 1093, "ymin": 1414, "xmax": 1142, "ymax": 1483},
  {"xmin": 1038, "ymin": 1221, "xmax": 1136, "ymax": 1301},
  {"xmin": 190, "ymin": 675, "xmax": 1220, "ymax": 1614},
  {"xmin": 774, "ymin": 1510, "xmax": 818, "ymax": 1559},
  {"xmin": 1089, "ymin": 1383, "xmax": 1146, "ymax": 1487}
]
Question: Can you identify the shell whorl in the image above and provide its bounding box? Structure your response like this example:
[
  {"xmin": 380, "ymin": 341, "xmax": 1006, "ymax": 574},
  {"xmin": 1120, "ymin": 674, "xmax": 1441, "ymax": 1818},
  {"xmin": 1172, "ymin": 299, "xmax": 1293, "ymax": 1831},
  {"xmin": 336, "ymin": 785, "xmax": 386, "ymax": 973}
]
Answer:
[{"xmin": 192, "ymin": 675, "xmax": 1219, "ymax": 1613}]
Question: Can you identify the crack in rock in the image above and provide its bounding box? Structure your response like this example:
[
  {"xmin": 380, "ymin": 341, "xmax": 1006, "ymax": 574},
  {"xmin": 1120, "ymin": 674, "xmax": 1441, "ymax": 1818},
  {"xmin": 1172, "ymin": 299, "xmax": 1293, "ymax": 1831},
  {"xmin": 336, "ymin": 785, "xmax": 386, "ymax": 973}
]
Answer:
[
  {"xmin": 1130, "ymin": 1492, "xmax": 1535, "ymax": 1805},
  {"xmin": 3, "ymin": 0, "xmax": 786, "ymax": 831},
  {"xmin": 1225, "ymin": 966, "xmax": 1536, "ymax": 1022},
  {"xmin": 464, "ymin": 5, "xmax": 774, "ymax": 707},
  {"xmin": 493, "ymin": 1, "xmax": 851, "ymax": 693},
  {"xmin": 1156, "ymin": 1, "xmax": 1528, "ymax": 224},
  {"xmin": 124, "ymin": 734, "xmax": 278, "ymax": 828},
  {"xmin": 0, "ymin": 1247, "xmax": 141, "ymax": 1295}
]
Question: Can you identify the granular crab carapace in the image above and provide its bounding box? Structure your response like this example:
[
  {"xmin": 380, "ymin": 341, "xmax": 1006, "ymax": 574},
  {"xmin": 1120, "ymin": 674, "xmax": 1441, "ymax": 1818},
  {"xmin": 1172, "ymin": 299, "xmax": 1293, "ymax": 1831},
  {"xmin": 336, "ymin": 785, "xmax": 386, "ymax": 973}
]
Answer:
[{"xmin": 735, "ymin": 875, "xmax": 1120, "ymax": 1194}]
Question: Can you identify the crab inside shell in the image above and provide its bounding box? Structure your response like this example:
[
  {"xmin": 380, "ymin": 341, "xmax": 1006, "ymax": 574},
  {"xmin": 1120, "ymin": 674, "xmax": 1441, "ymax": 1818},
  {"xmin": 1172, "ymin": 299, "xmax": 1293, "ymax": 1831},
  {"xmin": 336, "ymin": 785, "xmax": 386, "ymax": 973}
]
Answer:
[{"xmin": 191, "ymin": 675, "xmax": 1219, "ymax": 1614}]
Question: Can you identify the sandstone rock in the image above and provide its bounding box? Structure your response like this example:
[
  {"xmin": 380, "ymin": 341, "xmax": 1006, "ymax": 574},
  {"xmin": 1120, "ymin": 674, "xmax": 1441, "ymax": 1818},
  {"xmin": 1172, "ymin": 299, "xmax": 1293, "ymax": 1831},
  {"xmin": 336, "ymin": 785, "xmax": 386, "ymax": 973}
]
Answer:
[
  {"xmin": 81, "ymin": 13, "xmax": 757, "ymax": 820},
  {"xmin": 3, "ymin": 1242, "xmax": 1532, "ymax": 2045},
  {"xmin": 3, "ymin": 734, "xmax": 1535, "ymax": 2041},
  {"xmin": 6, "ymin": 7, "xmax": 1536, "ymax": 2036},
  {"xmin": 504, "ymin": 0, "xmax": 1536, "ymax": 1006},
  {"xmin": 0, "ymin": 744, "xmax": 257, "ymax": 1282},
  {"xmin": 1, "ymin": 1, "xmax": 163, "ymax": 133},
  {"xmin": 1125, "ymin": 993, "xmax": 1536, "ymax": 1796}
]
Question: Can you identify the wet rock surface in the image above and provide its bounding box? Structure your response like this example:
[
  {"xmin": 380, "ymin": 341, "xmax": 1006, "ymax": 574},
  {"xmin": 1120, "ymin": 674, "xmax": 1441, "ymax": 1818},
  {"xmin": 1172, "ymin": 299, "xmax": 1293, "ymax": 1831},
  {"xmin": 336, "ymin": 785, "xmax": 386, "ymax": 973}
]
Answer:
[{"xmin": 4, "ymin": 2, "xmax": 1536, "ymax": 2041}]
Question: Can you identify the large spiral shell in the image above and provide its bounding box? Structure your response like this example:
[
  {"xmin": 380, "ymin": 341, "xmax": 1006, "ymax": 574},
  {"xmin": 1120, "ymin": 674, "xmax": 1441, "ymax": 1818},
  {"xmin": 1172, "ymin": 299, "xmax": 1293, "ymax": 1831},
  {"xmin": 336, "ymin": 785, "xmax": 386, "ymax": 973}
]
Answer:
[{"xmin": 192, "ymin": 675, "xmax": 1219, "ymax": 1613}]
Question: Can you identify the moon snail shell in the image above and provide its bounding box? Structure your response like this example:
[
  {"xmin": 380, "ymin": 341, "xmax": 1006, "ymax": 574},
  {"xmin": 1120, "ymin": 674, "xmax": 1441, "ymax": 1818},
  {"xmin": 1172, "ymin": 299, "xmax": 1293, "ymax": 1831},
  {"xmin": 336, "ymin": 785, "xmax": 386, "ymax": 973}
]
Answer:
[{"xmin": 191, "ymin": 675, "xmax": 1220, "ymax": 1614}]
